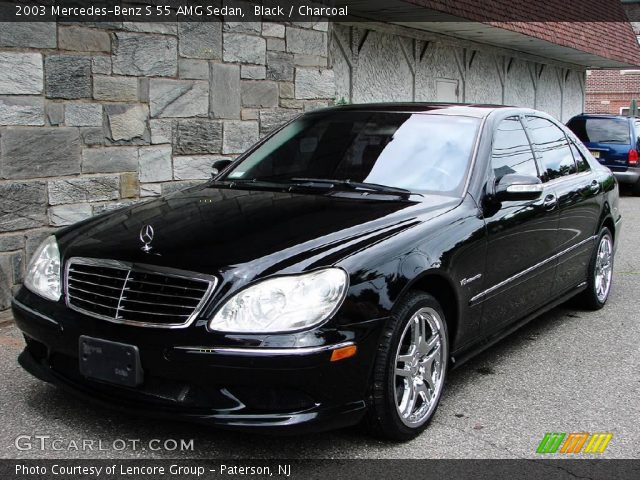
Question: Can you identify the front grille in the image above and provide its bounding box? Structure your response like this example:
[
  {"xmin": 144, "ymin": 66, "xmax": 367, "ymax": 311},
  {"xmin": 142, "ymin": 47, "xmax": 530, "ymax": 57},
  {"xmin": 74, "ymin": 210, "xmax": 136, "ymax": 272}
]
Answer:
[{"xmin": 65, "ymin": 258, "xmax": 216, "ymax": 328}]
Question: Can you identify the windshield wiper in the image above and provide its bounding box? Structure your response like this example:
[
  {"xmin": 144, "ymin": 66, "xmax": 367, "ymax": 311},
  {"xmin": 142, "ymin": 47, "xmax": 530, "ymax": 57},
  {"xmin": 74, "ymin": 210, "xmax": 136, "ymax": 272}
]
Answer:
[
  {"xmin": 214, "ymin": 178, "xmax": 288, "ymax": 187},
  {"xmin": 290, "ymin": 178, "xmax": 413, "ymax": 196}
]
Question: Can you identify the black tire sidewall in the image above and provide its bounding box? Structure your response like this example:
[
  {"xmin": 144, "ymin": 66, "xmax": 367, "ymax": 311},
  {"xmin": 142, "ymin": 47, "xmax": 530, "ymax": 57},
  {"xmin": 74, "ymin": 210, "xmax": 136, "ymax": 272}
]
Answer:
[
  {"xmin": 586, "ymin": 227, "xmax": 614, "ymax": 309},
  {"xmin": 369, "ymin": 292, "xmax": 449, "ymax": 441}
]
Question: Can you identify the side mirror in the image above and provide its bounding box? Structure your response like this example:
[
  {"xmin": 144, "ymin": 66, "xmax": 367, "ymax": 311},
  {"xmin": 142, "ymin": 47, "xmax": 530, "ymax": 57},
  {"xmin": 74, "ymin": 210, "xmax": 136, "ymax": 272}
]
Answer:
[
  {"xmin": 493, "ymin": 173, "xmax": 543, "ymax": 201},
  {"xmin": 211, "ymin": 159, "xmax": 233, "ymax": 177}
]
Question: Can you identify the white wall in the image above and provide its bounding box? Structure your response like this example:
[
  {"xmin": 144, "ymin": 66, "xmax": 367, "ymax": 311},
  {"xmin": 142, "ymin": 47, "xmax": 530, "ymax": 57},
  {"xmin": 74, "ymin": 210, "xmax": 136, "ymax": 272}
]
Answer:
[{"xmin": 330, "ymin": 24, "xmax": 585, "ymax": 122}]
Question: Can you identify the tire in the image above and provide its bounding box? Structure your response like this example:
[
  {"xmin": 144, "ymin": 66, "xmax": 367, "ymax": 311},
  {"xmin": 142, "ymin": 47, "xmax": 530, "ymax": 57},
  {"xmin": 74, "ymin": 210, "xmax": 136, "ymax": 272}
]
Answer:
[
  {"xmin": 632, "ymin": 179, "xmax": 640, "ymax": 196},
  {"xmin": 365, "ymin": 291, "xmax": 449, "ymax": 441},
  {"xmin": 576, "ymin": 227, "xmax": 614, "ymax": 310}
]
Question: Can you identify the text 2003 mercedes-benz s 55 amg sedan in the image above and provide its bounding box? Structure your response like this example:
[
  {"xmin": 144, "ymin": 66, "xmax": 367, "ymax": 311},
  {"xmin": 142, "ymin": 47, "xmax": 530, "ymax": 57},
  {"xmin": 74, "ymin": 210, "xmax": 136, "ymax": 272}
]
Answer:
[{"xmin": 13, "ymin": 104, "xmax": 621, "ymax": 440}]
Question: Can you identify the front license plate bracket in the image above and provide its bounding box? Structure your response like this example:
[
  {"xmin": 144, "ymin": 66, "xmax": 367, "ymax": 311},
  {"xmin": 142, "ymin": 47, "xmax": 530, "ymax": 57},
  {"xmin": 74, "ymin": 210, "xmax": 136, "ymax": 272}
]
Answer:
[{"xmin": 79, "ymin": 335, "xmax": 144, "ymax": 387}]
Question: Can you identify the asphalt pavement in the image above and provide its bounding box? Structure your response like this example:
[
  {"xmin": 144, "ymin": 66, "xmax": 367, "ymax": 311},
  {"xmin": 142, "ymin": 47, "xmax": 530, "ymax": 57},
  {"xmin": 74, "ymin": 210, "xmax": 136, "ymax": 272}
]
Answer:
[{"xmin": 1, "ymin": 195, "xmax": 638, "ymax": 460}]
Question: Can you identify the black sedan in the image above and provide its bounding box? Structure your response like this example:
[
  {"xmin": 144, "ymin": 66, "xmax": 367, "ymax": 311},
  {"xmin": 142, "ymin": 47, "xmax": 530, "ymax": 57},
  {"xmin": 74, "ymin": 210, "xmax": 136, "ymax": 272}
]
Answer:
[{"xmin": 12, "ymin": 104, "xmax": 621, "ymax": 440}]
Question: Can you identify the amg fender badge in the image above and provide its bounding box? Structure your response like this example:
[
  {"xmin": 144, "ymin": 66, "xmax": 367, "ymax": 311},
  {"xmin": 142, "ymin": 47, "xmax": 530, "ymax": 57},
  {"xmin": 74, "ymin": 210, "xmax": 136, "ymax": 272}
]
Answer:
[{"xmin": 460, "ymin": 273, "xmax": 482, "ymax": 286}]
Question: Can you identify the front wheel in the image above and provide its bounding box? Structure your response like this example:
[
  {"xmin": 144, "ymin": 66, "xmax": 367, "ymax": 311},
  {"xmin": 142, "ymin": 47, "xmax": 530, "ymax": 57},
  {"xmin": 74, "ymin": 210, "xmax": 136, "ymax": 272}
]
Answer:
[
  {"xmin": 576, "ymin": 227, "xmax": 614, "ymax": 310},
  {"xmin": 365, "ymin": 292, "xmax": 449, "ymax": 441}
]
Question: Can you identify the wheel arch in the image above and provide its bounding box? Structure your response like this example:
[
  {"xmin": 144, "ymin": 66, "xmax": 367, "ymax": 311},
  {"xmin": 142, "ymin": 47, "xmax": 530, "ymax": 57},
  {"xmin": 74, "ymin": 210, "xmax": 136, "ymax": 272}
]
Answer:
[
  {"xmin": 395, "ymin": 270, "xmax": 460, "ymax": 350},
  {"xmin": 601, "ymin": 216, "xmax": 615, "ymax": 240}
]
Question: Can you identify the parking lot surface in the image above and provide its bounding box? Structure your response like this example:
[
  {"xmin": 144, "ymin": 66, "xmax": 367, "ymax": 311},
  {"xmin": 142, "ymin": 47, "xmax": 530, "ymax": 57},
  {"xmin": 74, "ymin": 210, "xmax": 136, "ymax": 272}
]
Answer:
[{"xmin": 1, "ymin": 196, "xmax": 638, "ymax": 459}]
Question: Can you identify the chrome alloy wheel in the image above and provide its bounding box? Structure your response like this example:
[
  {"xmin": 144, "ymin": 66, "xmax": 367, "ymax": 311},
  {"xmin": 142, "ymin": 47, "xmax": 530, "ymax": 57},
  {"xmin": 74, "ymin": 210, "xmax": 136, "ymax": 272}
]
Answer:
[
  {"xmin": 394, "ymin": 307, "xmax": 447, "ymax": 427},
  {"xmin": 595, "ymin": 233, "xmax": 613, "ymax": 303}
]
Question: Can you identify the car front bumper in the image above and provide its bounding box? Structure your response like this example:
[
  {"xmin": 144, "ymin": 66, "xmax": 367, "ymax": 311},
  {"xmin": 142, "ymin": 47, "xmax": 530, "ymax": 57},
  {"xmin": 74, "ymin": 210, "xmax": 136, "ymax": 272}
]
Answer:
[{"xmin": 12, "ymin": 292, "xmax": 386, "ymax": 434}]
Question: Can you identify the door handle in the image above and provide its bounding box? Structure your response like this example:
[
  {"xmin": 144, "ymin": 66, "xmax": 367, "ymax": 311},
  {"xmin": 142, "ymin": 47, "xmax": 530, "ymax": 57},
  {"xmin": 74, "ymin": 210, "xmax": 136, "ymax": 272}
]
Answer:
[
  {"xmin": 543, "ymin": 193, "xmax": 557, "ymax": 211},
  {"xmin": 589, "ymin": 180, "xmax": 600, "ymax": 194}
]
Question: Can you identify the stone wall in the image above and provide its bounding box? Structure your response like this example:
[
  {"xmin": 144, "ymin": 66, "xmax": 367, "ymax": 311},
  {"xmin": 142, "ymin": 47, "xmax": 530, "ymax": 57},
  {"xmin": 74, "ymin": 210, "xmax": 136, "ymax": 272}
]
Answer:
[
  {"xmin": 0, "ymin": 20, "xmax": 333, "ymax": 311},
  {"xmin": 330, "ymin": 24, "xmax": 586, "ymax": 121}
]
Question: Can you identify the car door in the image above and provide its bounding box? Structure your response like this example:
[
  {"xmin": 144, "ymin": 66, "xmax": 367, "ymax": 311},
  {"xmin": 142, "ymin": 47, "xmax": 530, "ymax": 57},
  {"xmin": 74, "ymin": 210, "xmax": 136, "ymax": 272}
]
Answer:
[
  {"xmin": 478, "ymin": 116, "xmax": 560, "ymax": 331},
  {"xmin": 550, "ymin": 134, "xmax": 602, "ymax": 295}
]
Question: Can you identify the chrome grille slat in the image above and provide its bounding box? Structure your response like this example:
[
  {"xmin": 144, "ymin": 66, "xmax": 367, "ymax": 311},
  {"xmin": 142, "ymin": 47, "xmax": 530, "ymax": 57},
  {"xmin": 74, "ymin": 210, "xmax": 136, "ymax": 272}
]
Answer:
[
  {"xmin": 68, "ymin": 269, "xmax": 129, "ymax": 281},
  {"xmin": 68, "ymin": 285, "xmax": 122, "ymax": 302},
  {"xmin": 123, "ymin": 288, "xmax": 203, "ymax": 301},
  {"xmin": 68, "ymin": 278, "xmax": 124, "ymax": 291},
  {"xmin": 65, "ymin": 258, "xmax": 216, "ymax": 328},
  {"xmin": 118, "ymin": 308, "xmax": 190, "ymax": 317},
  {"xmin": 68, "ymin": 295, "xmax": 120, "ymax": 312},
  {"xmin": 127, "ymin": 277, "xmax": 208, "ymax": 291},
  {"xmin": 123, "ymin": 297, "xmax": 199, "ymax": 309}
]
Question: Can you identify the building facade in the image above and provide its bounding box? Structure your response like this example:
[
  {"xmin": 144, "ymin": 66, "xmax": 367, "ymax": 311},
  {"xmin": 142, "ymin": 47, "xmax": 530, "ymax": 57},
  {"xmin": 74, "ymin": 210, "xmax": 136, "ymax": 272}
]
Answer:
[
  {"xmin": 585, "ymin": 69, "xmax": 640, "ymax": 115},
  {"xmin": 1, "ymin": 1, "xmax": 640, "ymax": 312},
  {"xmin": 584, "ymin": 1, "xmax": 640, "ymax": 114}
]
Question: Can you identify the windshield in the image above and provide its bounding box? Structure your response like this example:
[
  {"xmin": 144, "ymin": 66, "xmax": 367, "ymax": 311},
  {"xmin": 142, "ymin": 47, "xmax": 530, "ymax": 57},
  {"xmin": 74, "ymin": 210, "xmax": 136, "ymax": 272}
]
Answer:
[
  {"xmin": 222, "ymin": 111, "xmax": 481, "ymax": 196},
  {"xmin": 567, "ymin": 117, "xmax": 630, "ymax": 144}
]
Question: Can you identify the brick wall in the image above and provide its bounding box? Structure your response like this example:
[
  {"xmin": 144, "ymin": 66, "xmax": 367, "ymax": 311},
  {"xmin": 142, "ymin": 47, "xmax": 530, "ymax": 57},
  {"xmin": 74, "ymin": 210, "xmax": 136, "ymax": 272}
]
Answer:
[
  {"xmin": 585, "ymin": 69, "xmax": 640, "ymax": 114},
  {"xmin": 0, "ymin": 20, "xmax": 334, "ymax": 311},
  {"xmin": 583, "ymin": 2, "xmax": 640, "ymax": 116}
]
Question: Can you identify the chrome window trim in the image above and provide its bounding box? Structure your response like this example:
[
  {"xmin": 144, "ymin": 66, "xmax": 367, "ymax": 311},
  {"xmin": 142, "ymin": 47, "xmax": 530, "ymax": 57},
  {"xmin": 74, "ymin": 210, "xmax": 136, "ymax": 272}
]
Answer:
[
  {"xmin": 64, "ymin": 257, "xmax": 217, "ymax": 329},
  {"xmin": 470, "ymin": 235, "xmax": 597, "ymax": 305},
  {"xmin": 542, "ymin": 171, "xmax": 592, "ymax": 187},
  {"xmin": 462, "ymin": 114, "xmax": 489, "ymax": 198},
  {"xmin": 173, "ymin": 341, "xmax": 355, "ymax": 356}
]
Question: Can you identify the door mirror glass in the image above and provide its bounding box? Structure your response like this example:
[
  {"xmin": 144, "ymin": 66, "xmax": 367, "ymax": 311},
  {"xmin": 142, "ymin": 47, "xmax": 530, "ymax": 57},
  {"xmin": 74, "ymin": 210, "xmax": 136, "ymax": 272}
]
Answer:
[
  {"xmin": 494, "ymin": 174, "xmax": 543, "ymax": 201},
  {"xmin": 212, "ymin": 159, "xmax": 233, "ymax": 177}
]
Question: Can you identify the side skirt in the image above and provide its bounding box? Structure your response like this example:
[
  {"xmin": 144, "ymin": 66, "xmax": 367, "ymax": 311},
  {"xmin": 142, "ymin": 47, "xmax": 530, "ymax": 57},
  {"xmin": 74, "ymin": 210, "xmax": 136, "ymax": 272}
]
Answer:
[{"xmin": 449, "ymin": 282, "xmax": 587, "ymax": 369}]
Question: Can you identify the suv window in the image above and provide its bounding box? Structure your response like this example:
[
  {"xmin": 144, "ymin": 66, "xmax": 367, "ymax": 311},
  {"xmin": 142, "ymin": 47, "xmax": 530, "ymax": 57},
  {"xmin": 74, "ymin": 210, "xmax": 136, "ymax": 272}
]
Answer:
[
  {"xmin": 526, "ymin": 116, "xmax": 577, "ymax": 181},
  {"xmin": 567, "ymin": 117, "xmax": 630, "ymax": 144},
  {"xmin": 634, "ymin": 121, "xmax": 640, "ymax": 149},
  {"xmin": 491, "ymin": 117, "xmax": 538, "ymax": 179}
]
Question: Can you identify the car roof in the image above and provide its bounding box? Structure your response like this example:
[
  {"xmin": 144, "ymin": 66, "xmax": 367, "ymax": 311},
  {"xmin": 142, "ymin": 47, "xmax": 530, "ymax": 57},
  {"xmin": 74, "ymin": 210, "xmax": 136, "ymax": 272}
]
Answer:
[
  {"xmin": 569, "ymin": 113, "xmax": 634, "ymax": 120},
  {"xmin": 315, "ymin": 102, "xmax": 518, "ymax": 119}
]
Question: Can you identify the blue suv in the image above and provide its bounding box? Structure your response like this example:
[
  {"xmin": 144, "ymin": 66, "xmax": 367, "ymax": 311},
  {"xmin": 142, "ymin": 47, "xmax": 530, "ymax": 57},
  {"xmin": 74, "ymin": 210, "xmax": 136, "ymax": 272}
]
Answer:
[{"xmin": 567, "ymin": 114, "xmax": 640, "ymax": 195}]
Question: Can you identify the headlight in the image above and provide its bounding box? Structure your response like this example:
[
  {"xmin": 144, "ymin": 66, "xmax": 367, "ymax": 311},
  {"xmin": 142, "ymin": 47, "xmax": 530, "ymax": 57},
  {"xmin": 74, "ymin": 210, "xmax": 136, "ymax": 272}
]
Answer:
[
  {"xmin": 209, "ymin": 268, "xmax": 348, "ymax": 333},
  {"xmin": 24, "ymin": 236, "xmax": 61, "ymax": 301}
]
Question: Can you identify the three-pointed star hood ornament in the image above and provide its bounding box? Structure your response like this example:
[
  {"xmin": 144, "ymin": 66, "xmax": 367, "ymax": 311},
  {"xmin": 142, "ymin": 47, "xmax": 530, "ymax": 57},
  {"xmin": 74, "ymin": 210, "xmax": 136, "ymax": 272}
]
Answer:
[{"xmin": 139, "ymin": 224, "xmax": 154, "ymax": 253}]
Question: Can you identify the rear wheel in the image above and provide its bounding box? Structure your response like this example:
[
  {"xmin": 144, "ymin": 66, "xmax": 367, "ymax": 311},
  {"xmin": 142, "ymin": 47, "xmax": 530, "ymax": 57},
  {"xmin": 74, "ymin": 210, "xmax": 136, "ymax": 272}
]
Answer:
[
  {"xmin": 365, "ymin": 292, "xmax": 448, "ymax": 441},
  {"xmin": 576, "ymin": 227, "xmax": 614, "ymax": 310},
  {"xmin": 632, "ymin": 178, "xmax": 640, "ymax": 196}
]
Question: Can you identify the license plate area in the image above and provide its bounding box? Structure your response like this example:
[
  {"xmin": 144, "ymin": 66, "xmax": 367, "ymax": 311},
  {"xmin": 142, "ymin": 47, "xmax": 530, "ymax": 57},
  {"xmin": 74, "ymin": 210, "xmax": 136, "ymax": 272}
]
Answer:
[
  {"xmin": 79, "ymin": 335, "xmax": 143, "ymax": 387},
  {"xmin": 589, "ymin": 150, "xmax": 600, "ymax": 158}
]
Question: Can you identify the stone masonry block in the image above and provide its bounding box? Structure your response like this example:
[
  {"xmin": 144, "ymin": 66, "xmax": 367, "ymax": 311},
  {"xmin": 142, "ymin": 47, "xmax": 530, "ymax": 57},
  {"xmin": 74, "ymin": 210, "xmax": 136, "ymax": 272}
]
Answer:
[
  {"xmin": 0, "ymin": 53, "xmax": 43, "ymax": 95},
  {"xmin": 1, "ymin": 127, "xmax": 81, "ymax": 179},
  {"xmin": 112, "ymin": 32, "xmax": 178, "ymax": 77}
]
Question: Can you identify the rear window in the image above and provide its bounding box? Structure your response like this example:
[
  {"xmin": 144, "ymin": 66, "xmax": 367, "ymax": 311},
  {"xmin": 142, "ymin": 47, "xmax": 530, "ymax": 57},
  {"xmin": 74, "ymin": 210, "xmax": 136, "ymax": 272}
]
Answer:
[{"xmin": 567, "ymin": 117, "xmax": 630, "ymax": 144}]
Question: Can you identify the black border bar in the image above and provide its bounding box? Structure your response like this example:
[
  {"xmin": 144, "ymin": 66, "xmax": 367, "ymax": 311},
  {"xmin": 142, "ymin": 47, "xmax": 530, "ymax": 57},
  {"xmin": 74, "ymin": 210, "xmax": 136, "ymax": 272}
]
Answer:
[
  {"xmin": 4, "ymin": 459, "xmax": 640, "ymax": 480},
  {"xmin": 0, "ymin": 0, "xmax": 637, "ymax": 22}
]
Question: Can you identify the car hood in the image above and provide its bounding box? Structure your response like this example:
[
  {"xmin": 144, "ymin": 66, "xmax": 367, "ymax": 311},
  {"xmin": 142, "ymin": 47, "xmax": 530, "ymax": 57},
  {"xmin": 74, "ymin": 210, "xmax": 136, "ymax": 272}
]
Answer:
[{"xmin": 58, "ymin": 184, "xmax": 459, "ymax": 278}]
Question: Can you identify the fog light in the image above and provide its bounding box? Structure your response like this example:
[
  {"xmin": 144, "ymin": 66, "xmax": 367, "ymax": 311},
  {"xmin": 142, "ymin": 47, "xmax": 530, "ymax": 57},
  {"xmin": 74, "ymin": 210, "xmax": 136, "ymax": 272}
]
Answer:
[{"xmin": 330, "ymin": 345, "xmax": 357, "ymax": 362}]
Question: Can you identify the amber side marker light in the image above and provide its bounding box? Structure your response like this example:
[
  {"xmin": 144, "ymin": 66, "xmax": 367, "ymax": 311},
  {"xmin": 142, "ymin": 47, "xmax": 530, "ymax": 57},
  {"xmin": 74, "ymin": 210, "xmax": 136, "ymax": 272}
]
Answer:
[{"xmin": 330, "ymin": 345, "xmax": 357, "ymax": 362}]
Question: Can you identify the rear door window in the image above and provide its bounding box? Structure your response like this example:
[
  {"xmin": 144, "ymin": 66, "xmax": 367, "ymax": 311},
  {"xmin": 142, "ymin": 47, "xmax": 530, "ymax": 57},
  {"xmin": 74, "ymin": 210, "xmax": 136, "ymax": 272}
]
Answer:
[
  {"xmin": 526, "ymin": 116, "xmax": 577, "ymax": 181},
  {"xmin": 569, "ymin": 141, "xmax": 591, "ymax": 173},
  {"xmin": 567, "ymin": 117, "xmax": 630, "ymax": 145}
]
